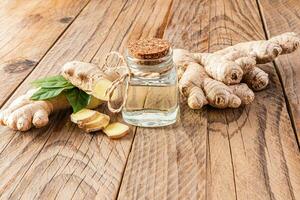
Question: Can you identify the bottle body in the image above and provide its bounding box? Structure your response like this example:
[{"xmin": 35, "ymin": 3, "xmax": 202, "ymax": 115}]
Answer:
[{"xmin": 122, "ymin": 66, "xmax": 179, "ymax": 127}]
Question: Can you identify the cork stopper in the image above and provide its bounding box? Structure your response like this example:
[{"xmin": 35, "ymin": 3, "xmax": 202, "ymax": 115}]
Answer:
[{"xmin": 127, "ymin": 38, "xmax": 170, "ymax": 59}]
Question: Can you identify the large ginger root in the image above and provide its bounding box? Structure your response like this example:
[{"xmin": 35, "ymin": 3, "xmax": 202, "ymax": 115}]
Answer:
[
  {"xmin": 176, "ymin": 32, "xmax": 299, "ymax": 109},
  {"xmin": 61, "ymin": 61, "xmax": 115, "ymax": 99},
  {"xmin": 61, "ymin": 61, "xmax": 126, "ymax": 100},
  {"xmin": 174, "ymin": 49, "xmax": 254, "ymax": 109},
  {"xmin": 0, "ymin": 89, "xmax": 70, "ymax": 131},
  {"xmin": 215, "ymin": 32, "xmax": 299, "ymax": 64},
  {"xmin": 0, "ymin": 91, "xmax": 103, "ymax": 132},
  {"xmin": 192, "ymin": 32, "xmax": 300, "ymax": 88}
]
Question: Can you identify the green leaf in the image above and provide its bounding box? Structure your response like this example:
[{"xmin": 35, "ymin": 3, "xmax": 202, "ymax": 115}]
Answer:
[
  {"xmin": 30, "ymin": 75, "xmax": 90, "ymax": 112},
  {"xmin": 30, "ymin": 87, "xmax": 68, "ymax": 100},
  {"xmin": 64, "ymin": 88, "xmax": 91, "ymax": 113},
  {"xmin": 31, "ymin": 75, "xmax": 74, "ymax": 88}
]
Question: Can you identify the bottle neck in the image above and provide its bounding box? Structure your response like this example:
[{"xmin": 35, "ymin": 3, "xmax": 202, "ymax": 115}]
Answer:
[{"xmin": 125, "ymin": 48, "xmax": 174, "ymax": 76}]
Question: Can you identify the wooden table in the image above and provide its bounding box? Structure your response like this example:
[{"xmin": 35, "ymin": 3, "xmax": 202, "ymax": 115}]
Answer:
[{"xmin": 0, "ymin": 0, "xmax": 300, "ymax": 199}]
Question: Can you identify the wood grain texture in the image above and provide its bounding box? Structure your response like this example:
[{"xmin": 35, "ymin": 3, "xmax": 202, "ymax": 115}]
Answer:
[
  {"xmin": 119, "ymin": 0, "xmax": 300, "ymax": 199},
  {"xmin": 257, "ymin": 0, "xmax": 300, "ymax": 143},
  {"xmin": 0, "ymin": 0, "xmax": 173, "ymax": 199},
  {"xmin": 205, "ymin": 0, "xmax": 300, "ymax": 199},
  {"xmin": 1, "ymin": 0, "xmax": 300, "ymax": 199},
  {"xmin": 0, "ymin": 0, "xmax": 90, "ymax": 106},
  {"xmin": 118, "ymin": 0, "xmax": 208, "ymax": 199}
]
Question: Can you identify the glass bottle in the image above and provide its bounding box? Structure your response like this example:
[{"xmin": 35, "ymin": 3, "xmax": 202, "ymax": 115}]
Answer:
[{"xmin": 122, "ymin": 38, "xmax": 179, "ymax": 127}]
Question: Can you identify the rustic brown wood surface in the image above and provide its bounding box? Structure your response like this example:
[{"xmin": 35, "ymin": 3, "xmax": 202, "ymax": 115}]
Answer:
[
  {"xmin": 258, "ymin": 0, "xmax": 300, "ymax": 142},
  {"xmin": 0, "ymin": 0, "xmax": 91, "ymax": 106},
  {"xmin": 0, "ymin": 0, "xmax": 299, "ymax": 200},
  {"xmin": 0, "ymin": 0, "xmax": 173, "ymax": 199}
]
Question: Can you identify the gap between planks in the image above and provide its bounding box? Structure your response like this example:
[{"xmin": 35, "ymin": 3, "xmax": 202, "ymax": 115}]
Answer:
[
  {"xmin": 118, "ymin": 0, "xmax": 300, "ymax": 199},
  {"xmin": 255, "ymin": 0, "xmax": 300, "ymax": 150},
  {"xmin": 1, "ymin": 0, "xmax": 299, "ymax": 199},
  {"xmin": 0, "ymin": 0, "xmax": 175, "ymax": 199}
]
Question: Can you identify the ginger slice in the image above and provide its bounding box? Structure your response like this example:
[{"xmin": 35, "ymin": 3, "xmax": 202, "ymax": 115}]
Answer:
[
  {"xmin": 86, "ymin": 96, "xmax": 102, "ymax": 109},
  {"xmin": 80, "ymin": 113, "xmax": 110, "ymax": 132},
  {"xmin": 70, "ymin": 108, "xmax": 98, "ymax": 124},
  {"xmin": 92, "ymin": 79, "xmax": 112, "ymax": 101},
  {"xmin": 103, "ymin": 122, "xmax": 130, "ymax": 139}
]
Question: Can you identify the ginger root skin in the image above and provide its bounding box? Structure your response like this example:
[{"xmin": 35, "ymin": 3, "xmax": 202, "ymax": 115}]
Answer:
[
  {"xmin": 0, "ymin": 89, "xmax": 69, "ymax": 131},
  {"xmin": 203, "ymin": 78, "xmax": 241, "ymax": 109},
  {"xmin": 175, "ymin": 49, "xmax": 254, "ymax": 109},
  {"xmin": 228, "ymin": 83, "xmax": 255, "ymax": 105},
  {"xmin": 191, "ymin": 32, "xmax": 299, "ymax": 88},
  {"xmin": 61, "ymin": 61, "xmax": 116, "ymax": 94},
  {"xmin": 243, "ymin": 66, "xmax": 269, "ymax": 91},
  {"xmin": 215, "ymin": 32, "xmax": 300, "ymax": 64},
  {"xmin": 193, "ymin": 53, "xmax": 244, "ymax": 85},
  {"xmin": 269, "ymin": 32, "xmax": 300, "ymax": 54},
  {"xmin": 62, "ymin": 61, "xmax": 123, "ymax": 102},
  {"xmin": 177, "ymin": 32, "xmax": 299, "ymax": 108},
  {"xmin": 61, "ymin": 61, "xmax": 125, "ymax": 93}
]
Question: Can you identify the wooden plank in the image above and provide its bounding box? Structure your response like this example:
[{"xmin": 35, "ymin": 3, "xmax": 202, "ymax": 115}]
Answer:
[
  {"xmin": 0, "ymin": 0, "xmax": 125, "ymax": 159},
  {"xmin": 206, "ymin": 0, "xmax": 300, "ymax": 199},
  {"xmin": 257, "ymin": 0, "xmax": 300, "ymax": 143},
  {"xmin": 0, "ymin": 0, "xmax": 91, "ymax": 106},
  {"xmin": 119, "ymin": 0, "xmax": 300, "ymax": 199},
  {"xmin": 205, "ymin": 1, "xmax": 240, "ymax": 199},
  {"xmin": 118, "ymin": 0, "xmax": 208, "ymax": 199},
  {"xmin": 0, "ymin": 0, "xmax": 173, "ymax": 199}
]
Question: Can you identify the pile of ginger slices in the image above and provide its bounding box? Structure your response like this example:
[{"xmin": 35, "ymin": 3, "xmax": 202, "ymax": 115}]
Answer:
[{"xmin": 71, "ymin": 108, "xmax": 129, "ymax": 139}]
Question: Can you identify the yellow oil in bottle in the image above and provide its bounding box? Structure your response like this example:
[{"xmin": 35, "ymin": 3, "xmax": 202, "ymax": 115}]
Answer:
[{"xmin": 122, "ymin": 84, "xmax": 179, "ymax": 127}]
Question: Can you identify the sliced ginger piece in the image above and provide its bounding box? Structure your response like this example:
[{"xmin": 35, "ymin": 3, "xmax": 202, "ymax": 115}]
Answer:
[
  {"xmin": 92, "ymin": 79, "xmax": 119, "ymax": 102},
  {"xmin": 103, "ymin": 122, "xmax": 130, "ymax": 139},
  {"xmin": 86, "ymin": 96, "xmax": 102, "ymax": 109},
  {"xmin": 92, "ymin": 79, "xmax": 112, "ymax": 101},
  {"xmin": 80, "ymin": 113, "xmax": 110, "ymax": 132},
  {"xmin": 70, "ymin": 108, "xmax": 98, "ymax": 124}
]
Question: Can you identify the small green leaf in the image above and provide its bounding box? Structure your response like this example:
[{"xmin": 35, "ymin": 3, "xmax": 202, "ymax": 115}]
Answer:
[
  {"xmin": 30, "ymin": 87, "xmax": 68, "ymax": 100},
  {"xmin": 31, "ymin": 75, "xmax": 73, "ymax": 88},
  {"xmin": 30, "ymin": 75, "xmax": 90, "ymax": 112},
  {"xmin": 64, "ymin": 88, "xmax": 91, "ymax": 113}
]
